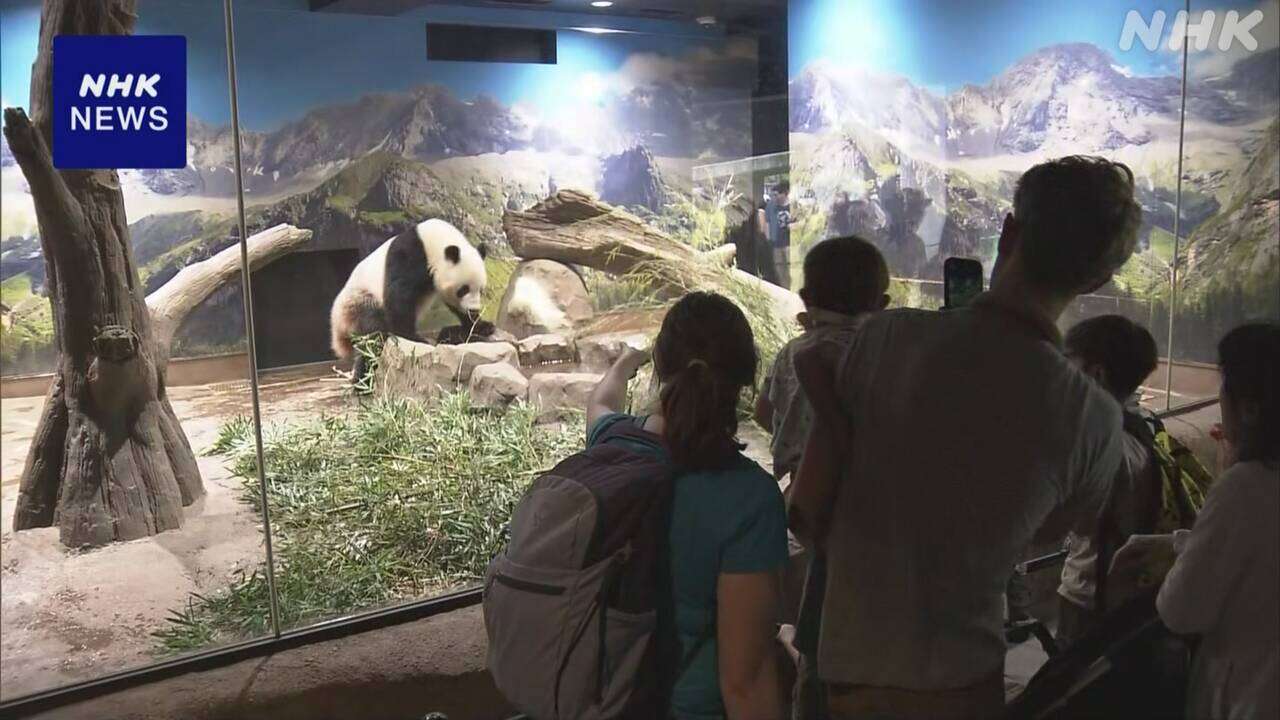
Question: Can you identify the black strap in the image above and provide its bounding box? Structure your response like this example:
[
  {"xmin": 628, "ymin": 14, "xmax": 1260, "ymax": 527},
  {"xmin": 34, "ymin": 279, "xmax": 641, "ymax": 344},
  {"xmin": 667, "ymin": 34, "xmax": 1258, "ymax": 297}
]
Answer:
[
  {"xmin": 674, "ymin": 627, "xmax": 715, "ymax": 683},
  {"xmin": 1093, "ymin": 449, "xmax": 1128, "ymax": 614}
]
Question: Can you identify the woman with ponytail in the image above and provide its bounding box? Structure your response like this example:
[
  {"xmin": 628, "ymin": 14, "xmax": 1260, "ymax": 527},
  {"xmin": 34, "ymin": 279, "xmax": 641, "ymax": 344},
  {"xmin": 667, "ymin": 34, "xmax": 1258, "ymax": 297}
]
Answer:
[{"xmin": 587, "ymin": 292, "xmax": 787, "ymax": 720}]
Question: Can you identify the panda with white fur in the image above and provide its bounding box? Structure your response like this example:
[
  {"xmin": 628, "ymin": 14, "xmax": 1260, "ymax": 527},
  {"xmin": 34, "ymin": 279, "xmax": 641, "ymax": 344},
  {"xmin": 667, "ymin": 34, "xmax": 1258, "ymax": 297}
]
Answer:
[{"xmin": 330, "ymin": 218, "xmax": 492, "ymax": 384}]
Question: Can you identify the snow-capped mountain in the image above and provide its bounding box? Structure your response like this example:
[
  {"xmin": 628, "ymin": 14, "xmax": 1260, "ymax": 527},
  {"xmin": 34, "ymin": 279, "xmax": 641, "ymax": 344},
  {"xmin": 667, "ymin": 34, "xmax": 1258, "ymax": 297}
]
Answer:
[
  {"xmin": 793, "ymin": 42, "xmax": 1275, "ymax": 158},
  {"xmin": 125, "ymin": 87, "xmax": 534, "ymax": 199},
  {"xmin": 114, "ymin": 77, "xmax": 749, "ymax": 201},
  {"xmin": 947, "ymin": 43, "xmax": 1183, "ymax": 155},
  {"xmin": 790, "ymin": 58, "xmax": 949, "ymax": 156}
]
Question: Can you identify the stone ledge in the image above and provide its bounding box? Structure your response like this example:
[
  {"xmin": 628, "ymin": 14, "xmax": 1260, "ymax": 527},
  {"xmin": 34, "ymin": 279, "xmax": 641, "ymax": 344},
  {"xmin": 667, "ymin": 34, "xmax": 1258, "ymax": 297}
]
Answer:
[{"xmin": 24, "ymin": 605, "xmax": 508, "ymax": 720}]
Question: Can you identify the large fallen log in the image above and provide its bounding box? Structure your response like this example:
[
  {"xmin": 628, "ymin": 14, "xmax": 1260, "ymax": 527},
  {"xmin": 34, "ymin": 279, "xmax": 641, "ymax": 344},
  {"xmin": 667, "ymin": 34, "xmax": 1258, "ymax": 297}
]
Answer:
[
  {"xmin": 503, "ymin": 190, "xmax": 803, "ymax": 321},
  {"xmin": 147, "ymin": 223, "xmax": 313, "ymax": 359}
]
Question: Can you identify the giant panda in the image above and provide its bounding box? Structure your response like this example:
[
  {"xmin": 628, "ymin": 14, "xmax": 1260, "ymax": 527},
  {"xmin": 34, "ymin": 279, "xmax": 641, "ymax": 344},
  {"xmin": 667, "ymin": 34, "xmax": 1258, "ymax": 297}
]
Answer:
[{"xmin": 330, "ymin": 218, "xmax": 491, "ymax": 383}]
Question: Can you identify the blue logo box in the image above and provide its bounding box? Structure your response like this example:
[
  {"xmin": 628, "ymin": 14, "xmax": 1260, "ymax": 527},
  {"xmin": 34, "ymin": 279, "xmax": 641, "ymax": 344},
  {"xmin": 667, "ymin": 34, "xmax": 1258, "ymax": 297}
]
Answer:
[{"xmin": 52, "ymin": 35, "xmax": 186, "ymax": 170}]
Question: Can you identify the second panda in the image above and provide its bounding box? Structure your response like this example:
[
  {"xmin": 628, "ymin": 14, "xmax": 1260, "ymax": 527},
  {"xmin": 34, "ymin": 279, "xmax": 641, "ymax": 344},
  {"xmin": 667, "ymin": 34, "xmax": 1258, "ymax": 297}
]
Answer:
[{"xmin": 330, "ymin": 218, "xmax": 492, "ymax": 383}]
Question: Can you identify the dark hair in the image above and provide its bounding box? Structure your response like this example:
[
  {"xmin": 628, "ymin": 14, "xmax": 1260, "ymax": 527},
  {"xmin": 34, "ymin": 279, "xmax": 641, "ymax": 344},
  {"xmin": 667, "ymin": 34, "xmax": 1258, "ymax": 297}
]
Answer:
[
  {"xmin": 801, "ymin": 235, "xmax": 889, "ymax": 315},
  {"xmin": 773, "ymin": 180, "xmax": 790, "ymax": 194},
  {"xmin": 652, "ymin": 292, "xmax": 758, "ymax": 471},
  {"xmin": 1013, "ymin": 156, "xmax": 1142, "ymax": 295},
  {"xmin": 1218, "ymin": 323, "xmax": 1280, "ymax": 464},
  {"xmin": 1064, "ymin": 315, "xmax": 1158, "ymax": 399}
]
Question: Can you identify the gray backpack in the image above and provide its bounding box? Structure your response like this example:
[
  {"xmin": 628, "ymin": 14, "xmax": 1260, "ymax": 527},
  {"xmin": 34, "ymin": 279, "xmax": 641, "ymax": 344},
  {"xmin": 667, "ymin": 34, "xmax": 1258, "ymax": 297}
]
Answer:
[{"xmin": 484, "ymin": 421, "xmax": 701, "ymax": 720}]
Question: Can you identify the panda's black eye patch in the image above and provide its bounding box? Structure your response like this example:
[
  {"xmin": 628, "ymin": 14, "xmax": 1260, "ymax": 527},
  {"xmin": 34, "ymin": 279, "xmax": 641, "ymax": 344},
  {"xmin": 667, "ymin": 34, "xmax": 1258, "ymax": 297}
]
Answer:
[
  {"xmin": 444, "ymin": 245, "xmax": 461, "ymax": 264},
  {"xmin": 457, "ymin": 285, "xmax": 471, "ymax": 299}
]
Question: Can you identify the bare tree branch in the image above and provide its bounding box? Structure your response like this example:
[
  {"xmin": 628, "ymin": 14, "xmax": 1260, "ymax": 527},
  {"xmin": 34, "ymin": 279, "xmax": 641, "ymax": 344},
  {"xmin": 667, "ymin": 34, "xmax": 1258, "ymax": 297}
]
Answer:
[{"xmin": 146, "ymin": 224, "xmax": 313, "ymax": 354}]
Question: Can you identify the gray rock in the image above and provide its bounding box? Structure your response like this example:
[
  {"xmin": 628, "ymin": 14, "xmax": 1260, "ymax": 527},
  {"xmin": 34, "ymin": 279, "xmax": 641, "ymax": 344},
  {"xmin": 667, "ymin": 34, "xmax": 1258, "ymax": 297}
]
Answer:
[
  {"xmin": 376, "ymin": 338, "xmax": 517, "ymax": 399},
  {"xmin": 469, "ymin": 362, "xmax": 529, "ymax": 407},
  {"xmin": 576, "ymin": 331, "xmax": 651, "ymax": 372},
  {"xmin": 516, "ymin": 333, "xmax": 577, "ymax": 367},
  {"xmin": 431, "ymin": 342, "xmax": 519, "ymax": 385},
  {"xmin": 496, "ymin": 260, "xmax": 593, "ymax": 339},
  {"xmin": 487, "ymin": 327, "xmax": 519, "ymax": 345},
  {"xmin": 528, "ymin": 372, "xmax": 603, "ymax": 420},
  {"xmin": 376, "ymin": 336, "xmax": 438, "ymax": 399}
]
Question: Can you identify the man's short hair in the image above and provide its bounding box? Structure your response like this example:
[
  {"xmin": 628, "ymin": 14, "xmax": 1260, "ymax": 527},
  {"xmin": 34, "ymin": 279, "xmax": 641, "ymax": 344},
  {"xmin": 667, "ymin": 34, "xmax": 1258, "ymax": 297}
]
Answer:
[
  {"xmin": 802, "ymin": 235, "xmax": 889, "ymax": 315},
  {"xmin": 774, "ymin": 179, "xmax": 790, "ymax": 195},
  {"xmin": 1065, "ymin": 314, "xmax": 1158, "ymax": 398},
  {"xmin": 1013, "ymin": 156, "xmax": 1142, "ymax": 295}
]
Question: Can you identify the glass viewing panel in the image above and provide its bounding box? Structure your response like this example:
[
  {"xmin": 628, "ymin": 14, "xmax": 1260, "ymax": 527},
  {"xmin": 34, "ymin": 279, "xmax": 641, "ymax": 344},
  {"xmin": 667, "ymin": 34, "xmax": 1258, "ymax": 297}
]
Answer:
[
  {"xmin": 1167, "ymin": 0, "xmax": 1279, "ymax": 407},
  {"xmin": 226, "ymin": 1, "xmax": 761, "ymax": 633},
  {"xmin": 0, "ymin": 0, "xmax": 273, "ymax": 703},
  {"xmin": 0, "ymin": 0, "xmax": 1275, "ymax": 706}
]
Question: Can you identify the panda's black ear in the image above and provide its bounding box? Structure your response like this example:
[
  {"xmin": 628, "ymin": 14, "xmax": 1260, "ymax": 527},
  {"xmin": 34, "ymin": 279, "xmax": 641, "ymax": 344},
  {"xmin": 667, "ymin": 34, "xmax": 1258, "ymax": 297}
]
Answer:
[
  {"xmin": 476, "ymin": 242, "xmax": 488, "ymax": 259},
  {"xmin": 444, "ymin": 245, "xmax": 461, "ymax": 264}
]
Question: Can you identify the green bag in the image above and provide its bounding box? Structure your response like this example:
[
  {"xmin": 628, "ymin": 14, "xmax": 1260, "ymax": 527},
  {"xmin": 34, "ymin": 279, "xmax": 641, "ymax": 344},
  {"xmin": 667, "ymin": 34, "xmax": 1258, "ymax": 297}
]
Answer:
[{"xmin": 1144, "ymin": 414, "xmax": 1214, "ymax": 532}]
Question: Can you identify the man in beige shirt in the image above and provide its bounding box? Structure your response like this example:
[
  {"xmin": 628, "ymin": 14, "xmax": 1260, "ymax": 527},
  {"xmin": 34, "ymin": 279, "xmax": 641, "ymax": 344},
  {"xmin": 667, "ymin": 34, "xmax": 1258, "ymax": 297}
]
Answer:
[{"xmin": 791, "ymin": 156, "xmax": 1143, "ymax": 720}]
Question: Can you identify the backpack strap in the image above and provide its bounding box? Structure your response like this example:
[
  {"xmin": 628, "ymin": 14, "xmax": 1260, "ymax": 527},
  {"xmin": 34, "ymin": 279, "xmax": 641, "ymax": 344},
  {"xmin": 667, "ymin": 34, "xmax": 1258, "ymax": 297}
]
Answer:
[
  {"xmin": 1092, "ymin": 464, "xmax": 1125, "ymax": 614},
  {"xmin": 593, "ymin": 414, "xmax": 667, "ymax": 453}
]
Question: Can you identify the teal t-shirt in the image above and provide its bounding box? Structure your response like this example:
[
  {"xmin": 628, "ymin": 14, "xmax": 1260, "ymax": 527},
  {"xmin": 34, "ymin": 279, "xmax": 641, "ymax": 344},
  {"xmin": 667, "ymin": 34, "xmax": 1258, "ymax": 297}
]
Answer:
[{"xmin": 588, "ymin": 413, "xmax": 789, "ymax": 720}]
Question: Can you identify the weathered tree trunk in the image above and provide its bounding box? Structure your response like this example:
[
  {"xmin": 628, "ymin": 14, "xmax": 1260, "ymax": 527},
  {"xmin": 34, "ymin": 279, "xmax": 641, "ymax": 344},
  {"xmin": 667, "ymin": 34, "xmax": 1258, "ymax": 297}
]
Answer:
[
  {"xmin": 1, "ymin": 0, "xmax": 310, "ymax": 548},
  {"xmin": 503, "ymin": 190, "xmax": 804, "ymax": 320}
]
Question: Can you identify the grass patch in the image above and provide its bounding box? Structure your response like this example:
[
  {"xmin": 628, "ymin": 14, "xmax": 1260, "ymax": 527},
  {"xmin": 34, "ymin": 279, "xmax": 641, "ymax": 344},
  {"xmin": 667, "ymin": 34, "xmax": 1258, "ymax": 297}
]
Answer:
[
  {"xmin": 1, "ymin": 273, "xmax": 34, "ymax": 306},
  {"xmin": 351, "ymin": 333, "xmax": 385, "ymax": 395},
  {"xmin": 1148, "ymin": 226, "xmax": 1176, "ymax": 265},
  {"xmin": 0, "ymin": 293, "xmax": 55, "ymax": 374},
  {"xmin": 326, "ymin": 195, "xmax": 357, "ymax": 212},
  {"xmin": 584, "ymin": 268, "xmax": 669, "ymax": 314},
  {"xmin": 357, "ymin": 209, "xmax": 409, "ymax": 226},
  {"xmin": 481, "ymin": 256, "xmax": 516, "ymax": 321},
  {"xmin": 204, "ymin": 415, "xmax": 253, "ymax": 457},
  {"xmin": 154, "ymin": 394, "xmax": 583, "ymax": 654}
]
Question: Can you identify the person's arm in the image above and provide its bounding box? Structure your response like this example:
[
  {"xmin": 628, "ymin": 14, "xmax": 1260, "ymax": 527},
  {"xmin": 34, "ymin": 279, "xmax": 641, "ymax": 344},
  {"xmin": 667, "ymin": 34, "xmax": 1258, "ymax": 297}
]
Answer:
[
  {"xmin": 717, "ymin": 570, "xmax": 782, "ymax": 720},
  {"xmin": 586, "ymin": 347, "xmax": 649, "ymax": 431},
  {"xmin": 1033, "ymin": 409, "xmax": 1124, "ymax": 545},
  {"xmin": 754, "ymin": 393, "xmax": 775, "ymax": 433},
  {"xmin": 790, "ymin": 424, "xmax": 840, "ymax": 548},
  {"xmin": 787, "ymin": 340, "xmax": 847, "ymax": 548},
  {"xmin": 754, "ymin": 365, "xmax": 777, "ymax": 432},
  {"xmin": 794, "ymin": 339, "xmax": 846, "ymax": 439},
  {"xmin": 1156, "ymin": 472, "xmax": 1252, "ymax": 634}
]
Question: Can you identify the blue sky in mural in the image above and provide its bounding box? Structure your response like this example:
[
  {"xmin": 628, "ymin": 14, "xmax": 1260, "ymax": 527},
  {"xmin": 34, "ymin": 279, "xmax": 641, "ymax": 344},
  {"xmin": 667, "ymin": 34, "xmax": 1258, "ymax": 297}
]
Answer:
[
  {"xmin": 788, "ymin": 0, "xmax": 1270, "ymax": 87},
  {"xmin": 1, "ymin": 0, "xmax": 726, "ymax": 132}
]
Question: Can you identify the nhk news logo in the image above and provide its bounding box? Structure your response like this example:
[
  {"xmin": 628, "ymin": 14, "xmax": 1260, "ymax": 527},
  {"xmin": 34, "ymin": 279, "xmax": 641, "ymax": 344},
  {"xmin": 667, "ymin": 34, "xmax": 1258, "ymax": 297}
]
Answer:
[{"xmin": 53, "ymin": 35, "xmax": 186, "ymax": 170}]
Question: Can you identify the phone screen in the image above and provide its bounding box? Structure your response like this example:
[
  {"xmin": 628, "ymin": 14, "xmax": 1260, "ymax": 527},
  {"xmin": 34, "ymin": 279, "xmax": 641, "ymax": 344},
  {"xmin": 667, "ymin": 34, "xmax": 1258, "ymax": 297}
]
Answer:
[{"xmin": 944, "ymin": 257, "xmax": 984, "ymax": 309}]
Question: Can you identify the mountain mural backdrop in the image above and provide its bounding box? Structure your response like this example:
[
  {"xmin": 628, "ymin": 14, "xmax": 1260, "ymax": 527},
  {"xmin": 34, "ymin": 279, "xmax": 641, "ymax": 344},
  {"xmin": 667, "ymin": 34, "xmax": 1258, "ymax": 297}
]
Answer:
[
  {"xmin": 0, "ymin": 30, "xmax": 754, "ymax": 375},
  {"xmin": 789, "ymin": 40, "xmax": 1279, "ymax": 363}
]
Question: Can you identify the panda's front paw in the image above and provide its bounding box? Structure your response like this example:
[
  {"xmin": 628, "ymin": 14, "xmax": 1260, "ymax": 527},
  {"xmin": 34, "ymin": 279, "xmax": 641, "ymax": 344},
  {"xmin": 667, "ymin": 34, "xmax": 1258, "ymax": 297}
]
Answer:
[
  {"xmin": 436, "ymin": 325, "xmax": 467, "ymax": 345},
  {"xmin": 470, "ymin": 320, "xmax": 495, "ymax": 338},
  {"xmin": 436, "ymin": 320, "xmax": 496, "ymax": 345}
]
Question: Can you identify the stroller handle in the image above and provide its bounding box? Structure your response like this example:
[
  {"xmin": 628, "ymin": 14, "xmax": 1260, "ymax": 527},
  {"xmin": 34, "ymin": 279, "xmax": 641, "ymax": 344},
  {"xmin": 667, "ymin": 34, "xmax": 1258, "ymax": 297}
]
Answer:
[{"xmin": 1016, "ymin": 550, "xmax": 1069, "ymax": 575}]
